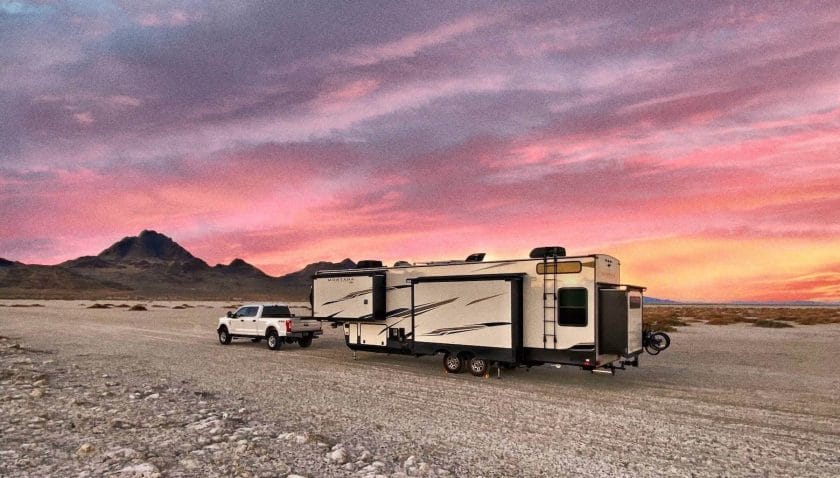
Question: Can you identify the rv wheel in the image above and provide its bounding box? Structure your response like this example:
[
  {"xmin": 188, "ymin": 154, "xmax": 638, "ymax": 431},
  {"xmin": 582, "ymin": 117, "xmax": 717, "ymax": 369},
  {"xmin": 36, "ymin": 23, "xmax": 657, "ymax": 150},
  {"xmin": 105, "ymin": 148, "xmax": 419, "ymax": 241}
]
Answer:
[
  {"xmin": 267, "ymin": 331, "xmax": 282, "ymax": 350},
  {"xmin": 443, "ymin": 353, "xmax": 464, "ymax": 374},
  {"xmin": 469, "ymin": 357, "xmax": 489, "ymax": 377}
]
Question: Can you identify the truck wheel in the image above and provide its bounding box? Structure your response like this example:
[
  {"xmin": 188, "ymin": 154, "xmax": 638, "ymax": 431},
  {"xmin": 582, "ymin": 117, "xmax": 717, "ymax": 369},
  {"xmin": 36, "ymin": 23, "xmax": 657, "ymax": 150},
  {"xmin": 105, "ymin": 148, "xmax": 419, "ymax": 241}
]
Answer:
[
  {"xmin": 298, "ymin": 335, "xmax": 313, "ymax": 348},
  {"xmin": 443, "ymin": 353, "xmax": 464, "ymax": 374},
  {"xmin": 218, "ymin": 328, "xmax": 232, "ymax": 345},
  {"xmin": 267, "ymin": 331, "xmax": 282, "ymax": 350},
  {"xmin": 469, "ymin": 357, "xmax": 488, "ymax": 377}
]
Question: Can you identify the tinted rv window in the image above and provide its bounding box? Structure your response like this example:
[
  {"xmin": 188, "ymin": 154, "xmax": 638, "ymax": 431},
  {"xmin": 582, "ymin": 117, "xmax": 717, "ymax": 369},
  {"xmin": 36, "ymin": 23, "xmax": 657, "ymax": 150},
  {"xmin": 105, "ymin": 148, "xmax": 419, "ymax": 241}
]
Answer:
[
  {"xmin": 536, "ymin": 261, "xmax": 582, "ymax": 274},
  {"xmin": 262, "ymin": 305, "xmax": 292, "ymax": 318},
  {"xmin": 629, "ymin": 296, "xmax": 642, "ymax": 309},
  {"xmin": 557, "ymin": 288, "xmax": 587, "ymax": 327}
]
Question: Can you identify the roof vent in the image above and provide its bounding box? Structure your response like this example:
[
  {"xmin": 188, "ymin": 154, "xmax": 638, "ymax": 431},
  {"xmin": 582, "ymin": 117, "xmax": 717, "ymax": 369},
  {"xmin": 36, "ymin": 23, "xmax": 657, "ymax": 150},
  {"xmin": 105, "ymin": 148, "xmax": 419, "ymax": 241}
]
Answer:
[
  {"xmin": 356, "ymin": 260, "xmax": 383, "ymax": 269},
  {"xmin": 529, "ymin": 246, "xmax": 566, "ymax": 258},
  {"xmin": 465, "ymin": 253, "xmax": 485, "ymax": 262}
]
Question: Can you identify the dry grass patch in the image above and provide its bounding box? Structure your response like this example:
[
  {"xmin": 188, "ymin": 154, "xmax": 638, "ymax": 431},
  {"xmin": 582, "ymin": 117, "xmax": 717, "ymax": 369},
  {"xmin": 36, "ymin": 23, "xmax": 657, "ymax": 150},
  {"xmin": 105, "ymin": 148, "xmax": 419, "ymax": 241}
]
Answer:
[{"xmin": 646, "ymin": 305, "xmax": 840, "ymax": 328}]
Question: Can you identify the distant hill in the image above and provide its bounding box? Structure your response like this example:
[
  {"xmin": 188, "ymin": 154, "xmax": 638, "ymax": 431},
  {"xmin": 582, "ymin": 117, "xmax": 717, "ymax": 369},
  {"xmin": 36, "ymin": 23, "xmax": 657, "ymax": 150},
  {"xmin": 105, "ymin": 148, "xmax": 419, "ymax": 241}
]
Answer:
[
  {"xmin": 0, "ymin": 230, "xmax": 355, "ymax": 300},
  {"xmin": 643, "ymin": 297, "xmax": 682, "ymax": 305},
  {"xmin": 644, "ymin": 297, "xmax": 840, "ymax": 307}
]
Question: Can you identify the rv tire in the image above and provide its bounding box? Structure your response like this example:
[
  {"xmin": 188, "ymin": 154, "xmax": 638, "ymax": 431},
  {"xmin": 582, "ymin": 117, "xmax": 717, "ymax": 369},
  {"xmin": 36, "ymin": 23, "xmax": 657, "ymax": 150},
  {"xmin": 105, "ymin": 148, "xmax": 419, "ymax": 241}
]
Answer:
[
  {"xmin": 443, "ymin": 353, "xmax": 464, "ymax": 374},
  {"xmin": 469, "ymin": 357, "xmax": 489, "ymax": 377}
]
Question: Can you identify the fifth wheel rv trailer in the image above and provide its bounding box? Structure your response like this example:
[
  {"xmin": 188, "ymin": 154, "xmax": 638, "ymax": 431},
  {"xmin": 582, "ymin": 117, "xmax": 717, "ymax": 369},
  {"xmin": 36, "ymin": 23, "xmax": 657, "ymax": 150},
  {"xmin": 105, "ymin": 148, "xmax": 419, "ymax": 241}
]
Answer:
[{"xmin": 312, "ymin": 247, "xmax": 646, "ymax": 376}]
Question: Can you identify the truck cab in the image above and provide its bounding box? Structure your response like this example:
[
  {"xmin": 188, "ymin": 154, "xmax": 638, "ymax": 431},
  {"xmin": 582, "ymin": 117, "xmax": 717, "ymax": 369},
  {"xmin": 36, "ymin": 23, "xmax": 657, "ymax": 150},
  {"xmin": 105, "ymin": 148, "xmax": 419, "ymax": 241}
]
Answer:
[{"xmin": 217, "ymin": 303, "xmax": 322, "ymax": 350}]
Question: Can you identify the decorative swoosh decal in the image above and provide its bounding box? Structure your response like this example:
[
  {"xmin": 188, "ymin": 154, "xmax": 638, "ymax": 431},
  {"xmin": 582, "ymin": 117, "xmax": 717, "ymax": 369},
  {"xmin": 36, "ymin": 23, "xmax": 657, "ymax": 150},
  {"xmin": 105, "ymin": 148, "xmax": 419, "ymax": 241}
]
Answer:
[
  {"xmin": 376, "ymin": 299, "xmax": 458, "ymax": 334},
  {"xmin": 322, "ymin": 288, "xmax": 372, "ymax": 306},
  {"xmin": 421, "ymin": 321, "xmax": 510, "ymax": 336},
  {"xmin": 472, "ymin": 262, "xmax": 515, "ymax": 271},
  {"xmin": 465, "ymin": 293, "xmax": 503, "ymax": 306},
  {"xmin": 321, "ymin": 284, "xmax": 411, "ymax": 306}
]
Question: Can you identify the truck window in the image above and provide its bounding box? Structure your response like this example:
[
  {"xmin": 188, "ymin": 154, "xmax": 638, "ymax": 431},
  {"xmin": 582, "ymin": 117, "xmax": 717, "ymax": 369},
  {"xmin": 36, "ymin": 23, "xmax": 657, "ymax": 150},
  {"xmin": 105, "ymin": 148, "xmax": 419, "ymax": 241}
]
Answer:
[
  {"xmin": 557, "ymin": 288, "xmax": 587, "ymax": 327},
  {"xmin": 237, "ymin": 307, "xmax": 258, "ymax": 318},
  {"xmin": 262, "ymin": 305, "xmax": 292, "ymax": 318}
]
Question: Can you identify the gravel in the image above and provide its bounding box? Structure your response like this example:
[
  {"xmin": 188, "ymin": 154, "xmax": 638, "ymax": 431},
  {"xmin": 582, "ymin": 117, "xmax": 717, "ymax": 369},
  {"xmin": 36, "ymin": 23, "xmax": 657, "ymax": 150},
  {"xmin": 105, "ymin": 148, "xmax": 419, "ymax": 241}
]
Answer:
[{"xmin": 1, "ymin": 300, "xmax": 839, "ymax": 477}]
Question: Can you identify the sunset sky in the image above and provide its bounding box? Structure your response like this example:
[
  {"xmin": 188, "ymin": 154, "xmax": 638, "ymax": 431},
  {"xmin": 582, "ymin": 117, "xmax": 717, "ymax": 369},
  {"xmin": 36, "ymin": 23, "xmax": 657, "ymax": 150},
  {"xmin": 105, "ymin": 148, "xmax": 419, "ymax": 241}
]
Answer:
[{"xmin": 1, "ymin": 1, "xmax": 838, "ymax": 302}]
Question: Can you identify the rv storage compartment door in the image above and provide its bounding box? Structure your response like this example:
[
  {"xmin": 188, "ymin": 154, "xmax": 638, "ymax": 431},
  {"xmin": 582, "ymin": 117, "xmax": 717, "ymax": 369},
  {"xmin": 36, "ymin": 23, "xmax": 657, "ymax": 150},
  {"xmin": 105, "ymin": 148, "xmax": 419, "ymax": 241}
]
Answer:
[
  {"xmin": 598, "ymin": 289, "xmax": 643, "ymax": 355},
  {"xmin": 313, "ymin": 273, "xmax": 386, "ymax": 321},
  {"xmin": 626, "ymin": 290, "xmax": 643, "ymax": 353},
  {"xmin": 410, "ymin": 276, "xmax": 523, "ymax": 363}
]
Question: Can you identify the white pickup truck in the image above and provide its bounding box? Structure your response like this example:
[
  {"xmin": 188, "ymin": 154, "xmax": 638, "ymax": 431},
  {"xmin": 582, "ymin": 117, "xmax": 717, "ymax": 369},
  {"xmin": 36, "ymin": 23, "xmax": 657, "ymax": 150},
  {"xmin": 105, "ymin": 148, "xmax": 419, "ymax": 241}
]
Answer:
[{"xmin": 217, "ymin": 304, "xmax": 322, "ymax": 350}]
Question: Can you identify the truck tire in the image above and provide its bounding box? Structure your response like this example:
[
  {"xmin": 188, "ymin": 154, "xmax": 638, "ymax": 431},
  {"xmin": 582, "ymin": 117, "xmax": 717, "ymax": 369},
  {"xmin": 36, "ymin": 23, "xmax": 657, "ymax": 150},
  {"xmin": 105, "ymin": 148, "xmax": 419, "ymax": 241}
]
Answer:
[
  {"xmin": 218, "ymin": 327, "xmax": 232, "ymax": 345},
  {"xmin": 443, "ymin": 352, "xmax": 464, "ymax": 374},
  {"xmin": 298, "ymin": 335, "xmax": 313, "ymax": 348},
  {"xmin": 469, "ymin": 357, "xmax": 489, "ymax": 377},
  {"xmin": 267, "ymin": 331, "xmax": 282, "ymax": 350}
]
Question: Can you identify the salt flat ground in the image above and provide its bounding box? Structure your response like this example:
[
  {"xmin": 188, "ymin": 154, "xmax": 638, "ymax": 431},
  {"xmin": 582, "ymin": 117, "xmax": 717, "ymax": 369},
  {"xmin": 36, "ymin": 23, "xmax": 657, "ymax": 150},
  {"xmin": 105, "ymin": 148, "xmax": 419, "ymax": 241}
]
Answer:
[{"xmin": 1, "ymin": 301, "xmax": 839, "ymax": 477}]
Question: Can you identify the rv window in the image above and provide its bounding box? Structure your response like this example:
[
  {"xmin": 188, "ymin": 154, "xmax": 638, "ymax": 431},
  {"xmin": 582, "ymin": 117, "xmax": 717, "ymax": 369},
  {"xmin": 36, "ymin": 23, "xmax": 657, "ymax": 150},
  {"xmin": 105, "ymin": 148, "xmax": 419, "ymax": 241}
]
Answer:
[
  {"xmin": 557, "ymin": 288, "xmax": 587, "ymax": 327},
  {"xmin": 537, "ymin": 261, "xmax": 582, "ymax": 274},
  {"xmin": 629, "ymin": 296, "xmax": 642, "ymax": 309}
]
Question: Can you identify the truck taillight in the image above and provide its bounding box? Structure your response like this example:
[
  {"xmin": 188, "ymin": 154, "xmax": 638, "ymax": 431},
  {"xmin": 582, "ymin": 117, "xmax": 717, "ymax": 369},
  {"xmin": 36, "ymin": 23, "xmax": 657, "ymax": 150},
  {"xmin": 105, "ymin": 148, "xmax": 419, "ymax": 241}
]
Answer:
[{"xmin": 285, "ymin": 321, "xmax": 292, "ymax": 333}]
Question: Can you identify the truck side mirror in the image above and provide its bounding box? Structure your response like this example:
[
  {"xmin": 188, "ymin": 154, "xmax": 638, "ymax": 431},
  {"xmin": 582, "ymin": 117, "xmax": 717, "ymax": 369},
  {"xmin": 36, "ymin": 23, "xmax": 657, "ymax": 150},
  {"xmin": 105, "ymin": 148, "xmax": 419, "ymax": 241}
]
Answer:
[{"xmin": 226, "ymin": 311, "xmax": 234, "ymax": 318}]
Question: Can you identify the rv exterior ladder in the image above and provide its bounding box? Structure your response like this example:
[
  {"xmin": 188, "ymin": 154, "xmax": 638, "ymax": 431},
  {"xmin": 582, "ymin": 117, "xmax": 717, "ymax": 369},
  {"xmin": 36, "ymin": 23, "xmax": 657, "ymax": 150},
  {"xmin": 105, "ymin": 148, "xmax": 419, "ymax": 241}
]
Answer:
[{"xmin": 542, "ymin": 255, "xmax": 558, "ymax": 347}]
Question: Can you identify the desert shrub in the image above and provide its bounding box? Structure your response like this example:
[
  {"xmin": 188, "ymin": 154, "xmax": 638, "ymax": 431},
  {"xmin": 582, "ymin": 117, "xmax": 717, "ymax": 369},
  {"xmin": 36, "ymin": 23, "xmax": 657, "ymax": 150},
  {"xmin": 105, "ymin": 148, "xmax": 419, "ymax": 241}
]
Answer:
[
  {"xmin": 9, "ymin": 304, "xmax": 43, "ymax": 307},
  {"xmin": 705, "ymin": 316, "xmax": 741, "ymax": 325},
  {"xmin": 754, "ymin": 319, "xmax": 794, "ymax": 328},
  {"xmin": 128, "ymin": 304, "xmax": 147, "ymax": 311},
  {"xmin": 642, "ymin": 307, "xmax": 690, "ymax": 330},
  {"xmin": 172, "ymin": 305, "xmax": 187, "ymax": 309},
  {"xmin": 87, "ymin": 303, "xmax": 111, "ymax": 309},
  {"xmin": 646, "ymin": 305, "xmax": 840, "ymax": 327}
]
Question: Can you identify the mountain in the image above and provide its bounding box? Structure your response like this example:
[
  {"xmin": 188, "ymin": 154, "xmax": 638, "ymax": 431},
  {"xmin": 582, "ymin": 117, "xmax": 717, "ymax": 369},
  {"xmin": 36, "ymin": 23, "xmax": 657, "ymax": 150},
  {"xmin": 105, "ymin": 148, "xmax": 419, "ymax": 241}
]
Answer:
[
  {"xmin": 0, "ymin": 230, "xmax": 355, "ymax": 300},
  {"xmin": 98, "ymin": 230, "xmax": 201, "ymax": 264},
  {"xmin": 0, "ymin": 258, "xmax": 21, "ymax": 267},
  {"xmin": 275, "ymin": 258, "xmax": 356, "ymax": 298}
]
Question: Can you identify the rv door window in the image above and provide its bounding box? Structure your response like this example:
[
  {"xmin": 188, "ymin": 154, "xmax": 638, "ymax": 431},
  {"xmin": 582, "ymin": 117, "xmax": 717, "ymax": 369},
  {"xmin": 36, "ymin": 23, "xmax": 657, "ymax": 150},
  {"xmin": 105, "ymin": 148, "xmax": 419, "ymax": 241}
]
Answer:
[{"xmin": 557, "ymin": 288, "xmax": 587, "ymax": 327}]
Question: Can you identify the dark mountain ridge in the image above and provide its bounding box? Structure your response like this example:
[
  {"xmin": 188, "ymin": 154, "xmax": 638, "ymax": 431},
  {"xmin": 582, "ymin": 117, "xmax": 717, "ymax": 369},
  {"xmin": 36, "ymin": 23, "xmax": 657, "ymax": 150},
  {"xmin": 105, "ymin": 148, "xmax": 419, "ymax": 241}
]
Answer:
[{"xmin": 0, "ymin": 230, "xmax": 355, "ymax": 300}]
